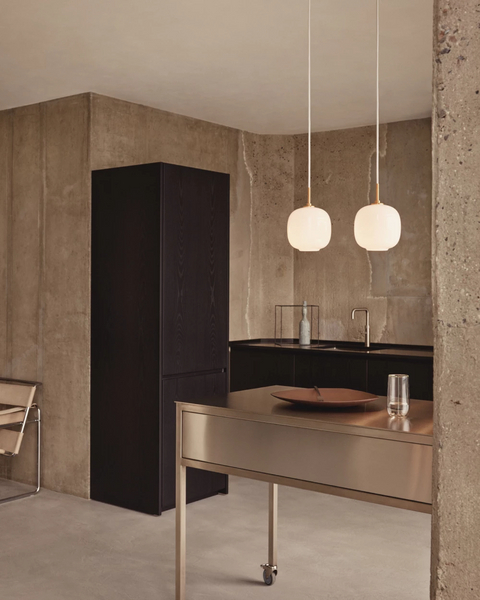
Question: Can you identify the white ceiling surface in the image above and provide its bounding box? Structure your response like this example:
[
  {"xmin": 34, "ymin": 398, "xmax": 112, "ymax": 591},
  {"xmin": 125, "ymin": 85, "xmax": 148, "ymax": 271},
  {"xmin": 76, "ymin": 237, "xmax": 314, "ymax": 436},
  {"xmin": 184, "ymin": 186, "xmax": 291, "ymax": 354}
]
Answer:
[{"xmin": 0, "ymin": 0, "xmax": 433, "ymax": 134}]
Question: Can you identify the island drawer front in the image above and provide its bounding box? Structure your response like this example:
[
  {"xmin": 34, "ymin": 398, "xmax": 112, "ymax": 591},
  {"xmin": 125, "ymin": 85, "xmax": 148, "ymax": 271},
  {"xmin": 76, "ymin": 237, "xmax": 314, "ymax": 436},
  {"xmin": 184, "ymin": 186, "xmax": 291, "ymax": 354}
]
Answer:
[{"xmin": 182, "ymin": 412, "xmax": 432, "ymax": 504}]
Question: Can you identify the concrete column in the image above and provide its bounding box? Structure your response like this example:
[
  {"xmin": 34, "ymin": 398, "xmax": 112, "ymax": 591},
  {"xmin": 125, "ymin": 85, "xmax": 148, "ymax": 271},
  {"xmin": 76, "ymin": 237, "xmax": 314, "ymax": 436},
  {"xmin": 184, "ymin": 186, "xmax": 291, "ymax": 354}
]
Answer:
[{"xmin": 431, "ymin": 0, "xmax": 480, "ymax": 598}]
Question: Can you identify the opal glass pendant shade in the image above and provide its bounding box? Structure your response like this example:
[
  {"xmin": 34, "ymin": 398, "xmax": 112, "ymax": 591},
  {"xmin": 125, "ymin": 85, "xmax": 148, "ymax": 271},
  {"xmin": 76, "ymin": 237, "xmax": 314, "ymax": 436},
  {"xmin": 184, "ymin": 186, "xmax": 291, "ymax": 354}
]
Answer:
[
  {"xmin": 287, "ymin": 205, "xmax": 332, "ymax": 251},
  {"xmin": 354, "ymin": 202, "xmax": 401, "ymax": 251}
]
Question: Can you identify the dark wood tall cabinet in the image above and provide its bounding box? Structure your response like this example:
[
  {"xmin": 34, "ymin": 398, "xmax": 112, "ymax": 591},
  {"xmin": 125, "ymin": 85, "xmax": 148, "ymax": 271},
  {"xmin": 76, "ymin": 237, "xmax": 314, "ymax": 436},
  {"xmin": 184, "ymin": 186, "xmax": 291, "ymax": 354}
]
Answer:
[{"xmin": 91, "ymin": 163, "xmax": 229, "ymax": 515}]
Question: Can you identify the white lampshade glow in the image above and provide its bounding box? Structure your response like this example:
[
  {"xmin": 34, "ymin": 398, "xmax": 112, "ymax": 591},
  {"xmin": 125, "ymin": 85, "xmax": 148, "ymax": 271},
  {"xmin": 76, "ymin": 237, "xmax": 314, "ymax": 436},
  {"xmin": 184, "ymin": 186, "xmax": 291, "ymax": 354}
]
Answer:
[
  {"xmin": 287, "ymin": 205, "xmax": 332, "ymax": 251},
  {"xmin": 354, "ymin": 202, "xmax": 401, "ymax": 251}
]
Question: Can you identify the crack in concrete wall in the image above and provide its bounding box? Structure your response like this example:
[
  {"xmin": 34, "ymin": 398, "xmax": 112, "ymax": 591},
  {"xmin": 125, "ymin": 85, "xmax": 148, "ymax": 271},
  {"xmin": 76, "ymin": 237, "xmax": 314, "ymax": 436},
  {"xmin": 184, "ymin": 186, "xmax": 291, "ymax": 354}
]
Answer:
[{"xmin": 241, "ymin": 130, "xmax": 254, "ymax": 339}]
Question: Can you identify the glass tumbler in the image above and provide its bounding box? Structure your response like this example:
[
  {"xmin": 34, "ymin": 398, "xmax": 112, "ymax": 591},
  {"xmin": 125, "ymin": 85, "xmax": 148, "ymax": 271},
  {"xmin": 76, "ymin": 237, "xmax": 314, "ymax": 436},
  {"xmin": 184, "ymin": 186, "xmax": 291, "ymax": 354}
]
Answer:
[{"xmin": 387, "ymin": 374, "xmax": 410, "ymax": 417}]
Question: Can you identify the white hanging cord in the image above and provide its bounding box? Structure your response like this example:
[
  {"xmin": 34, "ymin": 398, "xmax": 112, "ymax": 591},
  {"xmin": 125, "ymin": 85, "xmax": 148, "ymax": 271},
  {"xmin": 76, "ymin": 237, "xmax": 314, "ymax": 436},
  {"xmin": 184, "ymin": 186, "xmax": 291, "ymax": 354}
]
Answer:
[
  {"xmin": 307, "ymin": 0, "xmax": 311, "ymax": 204},
  {"xmin": 376, "ymin": 0, "xmax": 379, "ymax": 185}
]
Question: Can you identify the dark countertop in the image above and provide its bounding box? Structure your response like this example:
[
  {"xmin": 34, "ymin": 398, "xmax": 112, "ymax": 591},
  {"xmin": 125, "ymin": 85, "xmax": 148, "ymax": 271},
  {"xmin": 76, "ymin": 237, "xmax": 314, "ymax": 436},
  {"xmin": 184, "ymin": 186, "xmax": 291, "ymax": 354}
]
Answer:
[{"xmin": 230, "ymin": 339, "xmax": 434, "ymax": 360}]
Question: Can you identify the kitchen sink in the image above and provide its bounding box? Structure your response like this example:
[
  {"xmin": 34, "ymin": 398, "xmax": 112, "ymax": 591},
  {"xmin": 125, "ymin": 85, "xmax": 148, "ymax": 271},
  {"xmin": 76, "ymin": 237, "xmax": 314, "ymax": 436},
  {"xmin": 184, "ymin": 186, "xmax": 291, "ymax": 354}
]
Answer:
[{"xmin": 326, "ymin": 344, "xmax": 389, "ymax": 353}]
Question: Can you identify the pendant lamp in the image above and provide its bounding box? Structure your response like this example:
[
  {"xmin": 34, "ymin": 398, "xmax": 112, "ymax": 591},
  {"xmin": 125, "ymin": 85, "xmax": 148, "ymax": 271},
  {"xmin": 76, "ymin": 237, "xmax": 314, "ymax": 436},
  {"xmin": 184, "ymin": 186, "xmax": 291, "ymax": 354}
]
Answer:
[
  {"xmin": 287, "ymin": 0, "xmax": 331, "ymax": 252},
  {"xmin": 354, "ymin": 0, "xmax": 401, "ymax": 251}
]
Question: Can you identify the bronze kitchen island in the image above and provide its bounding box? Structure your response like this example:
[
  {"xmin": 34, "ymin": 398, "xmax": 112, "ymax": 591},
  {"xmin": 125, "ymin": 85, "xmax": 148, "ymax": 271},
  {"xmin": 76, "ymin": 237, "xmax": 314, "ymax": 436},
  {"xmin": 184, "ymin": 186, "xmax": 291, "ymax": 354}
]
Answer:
[{"xmin": 175, "ymin": 385, "xmax": 433, "ymax": 599}]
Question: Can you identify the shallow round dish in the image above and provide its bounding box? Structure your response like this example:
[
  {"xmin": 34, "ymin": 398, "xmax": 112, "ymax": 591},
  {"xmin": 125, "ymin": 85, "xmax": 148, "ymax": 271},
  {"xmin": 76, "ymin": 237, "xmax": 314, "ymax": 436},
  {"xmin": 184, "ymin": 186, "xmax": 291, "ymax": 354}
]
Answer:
[{"xmin": 271, "ymin": 388, "xmax": 378, "ymax": 408}]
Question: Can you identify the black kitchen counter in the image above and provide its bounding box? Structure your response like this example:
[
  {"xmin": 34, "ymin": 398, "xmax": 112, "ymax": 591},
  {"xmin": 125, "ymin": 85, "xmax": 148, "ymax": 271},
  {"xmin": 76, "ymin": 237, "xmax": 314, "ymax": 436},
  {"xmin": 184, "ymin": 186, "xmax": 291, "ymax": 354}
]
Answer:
[
  {"xmin": 230, "ymin": 339, "xmax": 433, "ymax": 361},
  {"xmin": 229, "ymin": 339, "xmax": 434, "ymax": 400}
]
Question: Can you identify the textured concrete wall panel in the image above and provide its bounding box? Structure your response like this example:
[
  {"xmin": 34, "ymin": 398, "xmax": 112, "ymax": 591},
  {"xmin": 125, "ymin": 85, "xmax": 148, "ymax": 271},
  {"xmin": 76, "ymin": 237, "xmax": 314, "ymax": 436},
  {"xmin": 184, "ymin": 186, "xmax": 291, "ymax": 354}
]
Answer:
[
  {"xmin": 10, "ymin": 105, "xmax": 42, "ymax": 381},
  {"xmin": 294, "ymin": 126, "xmax": 388, "ymax": 342},
  {"xmin": 227, "ymin": 130, "xmax": 251, "ymax": 340},
  {"xmin": 431, "ymin": 0, "xmax": 480, "ymax": 598},
  {"xmin": 42, "ymin": 95, "xmax": 91, "ymax": 497},
  {"xmin": 241, "ymin": 132, "xmax": 295, "ymax": 338},
  {"xmin": 0, "ymin": 110, "xmax": 12, "ymax": 479},
  {"xmin": 145, "ymin": 103, "xmax": 231, "ymax": 173},
  {"xmin": 0, "ymin": 112, "xmax": 12, "ymax": 375},
  {"xmin": 294, "ymin": 120, "xmax": 433, "ymax": 346},
  {"xmin": 9, "ymin": 105, "xmax": 43, "ymax": 484},
  {"xmin": 384, "ymin": 120, "xmax": 432, "ymax": 299},
  {"xmin": 90, "ymin": 95, "xmax": 148, "ymax": 169},
  {"xmin": 91, "ymin": 94, "xmax": 230, "ymax": 174}
]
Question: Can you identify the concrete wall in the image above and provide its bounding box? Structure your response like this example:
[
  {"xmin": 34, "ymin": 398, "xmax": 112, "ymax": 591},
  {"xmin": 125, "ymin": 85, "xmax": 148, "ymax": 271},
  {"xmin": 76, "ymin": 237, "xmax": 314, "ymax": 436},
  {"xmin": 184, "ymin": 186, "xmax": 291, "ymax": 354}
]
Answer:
[
  {"xmin": 293, "ymin": 119, "xmax": 433, "ymax": 345},
  {"xmin": 431, "ymin": 0, "xmax": 480, "ymax": 597},
  {"xmin": 240, "ymin": 132, "xmax": 295, "ymax": 338},
  {"xmin": 0, "ymin": 95, "xmax": 91, "ymax": 495}
]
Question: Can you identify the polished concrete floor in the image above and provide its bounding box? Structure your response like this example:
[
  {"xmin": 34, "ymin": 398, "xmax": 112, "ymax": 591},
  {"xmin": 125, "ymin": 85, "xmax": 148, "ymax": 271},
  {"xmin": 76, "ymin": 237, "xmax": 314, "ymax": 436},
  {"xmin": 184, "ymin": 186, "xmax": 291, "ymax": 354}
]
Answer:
[{"xmin": 0, "ymin": 476, "xmax": 430, "ymax": 600}]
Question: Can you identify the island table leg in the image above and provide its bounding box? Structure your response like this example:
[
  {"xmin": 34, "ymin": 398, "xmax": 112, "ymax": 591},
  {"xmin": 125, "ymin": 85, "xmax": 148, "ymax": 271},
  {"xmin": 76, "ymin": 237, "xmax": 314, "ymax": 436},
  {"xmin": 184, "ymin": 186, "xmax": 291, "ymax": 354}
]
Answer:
[
  {"xmin": 261, "ymin": 482, "xmax": 279, "ymax": 584},
  {"xmin": 269, "ymin": 482, "xmax": 278, "ymax": 569},
  {"xmin": 176, "ymin": 405, "xmax": 186, "ymax": 600}
]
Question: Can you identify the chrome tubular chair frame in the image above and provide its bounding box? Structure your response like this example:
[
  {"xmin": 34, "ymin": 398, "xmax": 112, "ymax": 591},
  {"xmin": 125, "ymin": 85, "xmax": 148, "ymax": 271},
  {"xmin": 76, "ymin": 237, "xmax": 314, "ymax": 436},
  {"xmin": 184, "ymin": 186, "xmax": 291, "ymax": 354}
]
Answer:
[{"xmin": 0, "ymin": 380, "xmax": 41, "ymax": 505}]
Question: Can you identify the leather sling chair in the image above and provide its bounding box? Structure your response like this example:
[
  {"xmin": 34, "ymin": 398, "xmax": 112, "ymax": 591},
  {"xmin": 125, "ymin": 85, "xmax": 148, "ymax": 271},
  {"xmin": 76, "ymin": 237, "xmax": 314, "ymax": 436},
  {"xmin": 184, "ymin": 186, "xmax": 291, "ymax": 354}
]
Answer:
[{"xmin": 0, "ymin": 380, "xmax": 40, "ymax": 504}]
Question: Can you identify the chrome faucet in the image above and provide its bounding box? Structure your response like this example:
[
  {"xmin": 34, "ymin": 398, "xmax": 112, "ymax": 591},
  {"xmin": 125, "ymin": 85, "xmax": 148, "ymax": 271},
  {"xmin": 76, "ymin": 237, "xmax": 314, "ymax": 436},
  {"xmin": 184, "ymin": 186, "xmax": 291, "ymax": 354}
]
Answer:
[{"xmin": 351, "ymin": 308, "xmax": 370, "ymax": 348}]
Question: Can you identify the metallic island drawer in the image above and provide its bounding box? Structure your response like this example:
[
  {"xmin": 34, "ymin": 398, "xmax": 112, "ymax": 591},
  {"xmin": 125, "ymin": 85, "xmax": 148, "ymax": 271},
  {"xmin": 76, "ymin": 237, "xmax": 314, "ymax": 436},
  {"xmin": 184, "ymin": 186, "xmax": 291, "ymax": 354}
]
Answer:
[{"xmin": 182, "ymin": 411, "xmax": 432, "ymax": 504}]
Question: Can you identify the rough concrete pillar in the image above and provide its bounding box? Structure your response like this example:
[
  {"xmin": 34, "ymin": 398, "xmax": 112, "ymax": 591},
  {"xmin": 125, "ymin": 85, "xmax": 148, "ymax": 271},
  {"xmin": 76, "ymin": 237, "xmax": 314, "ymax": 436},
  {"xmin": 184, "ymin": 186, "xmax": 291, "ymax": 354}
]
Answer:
[{"xmin": 431, "ymin": 0, "xmax": 480, "ymax": 598}]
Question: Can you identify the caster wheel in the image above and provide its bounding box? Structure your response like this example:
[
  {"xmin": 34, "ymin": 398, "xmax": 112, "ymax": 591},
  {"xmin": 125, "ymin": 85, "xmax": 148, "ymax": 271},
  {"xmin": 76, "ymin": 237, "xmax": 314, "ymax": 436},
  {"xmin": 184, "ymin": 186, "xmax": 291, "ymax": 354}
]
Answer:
[{"xmin": 263, "ymin": 570, "xmax": 277, "ymax": 586}]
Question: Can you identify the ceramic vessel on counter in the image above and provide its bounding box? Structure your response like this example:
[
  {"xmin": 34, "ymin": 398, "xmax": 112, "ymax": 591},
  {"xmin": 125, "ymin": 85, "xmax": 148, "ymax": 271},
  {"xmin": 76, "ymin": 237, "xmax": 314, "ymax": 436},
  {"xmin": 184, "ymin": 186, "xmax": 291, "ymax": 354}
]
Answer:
[{"xmin": 299, "ymin": 300, "xmax": 311, "ymax": 346}]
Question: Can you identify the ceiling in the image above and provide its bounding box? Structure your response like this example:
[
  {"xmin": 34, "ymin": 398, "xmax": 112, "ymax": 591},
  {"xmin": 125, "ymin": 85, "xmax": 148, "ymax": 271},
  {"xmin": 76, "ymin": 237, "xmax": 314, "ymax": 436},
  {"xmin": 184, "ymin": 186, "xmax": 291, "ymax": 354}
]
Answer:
[{"xmin": 0, "ymin": 0, "xmax": 433, "ymax": 134}]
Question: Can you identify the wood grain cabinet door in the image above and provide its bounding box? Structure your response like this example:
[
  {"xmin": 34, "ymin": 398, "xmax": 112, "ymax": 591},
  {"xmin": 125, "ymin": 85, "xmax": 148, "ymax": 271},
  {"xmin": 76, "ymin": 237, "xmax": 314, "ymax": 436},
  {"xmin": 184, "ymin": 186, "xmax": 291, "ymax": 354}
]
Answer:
[
  {"xmin": 229, "ymin": 349, "xmax": 296, "ymax": 392},
  {"xmin": 162, "ymin": 373, "xmax": 228, "ymax": 510},
  {"xmin": 295, "ymin": 354, "xmax": 368, "ymax": 391},
  {"xmin": 162, "ymin": 165, "xmax": 229, "ymax": 376},
  {"xmin": 367, "ymin": 358, "xmax": 433, "ymax": 400},
  {"xmin": 91, "ymin": 164, "xmax": 161, "ymax": 515}
]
